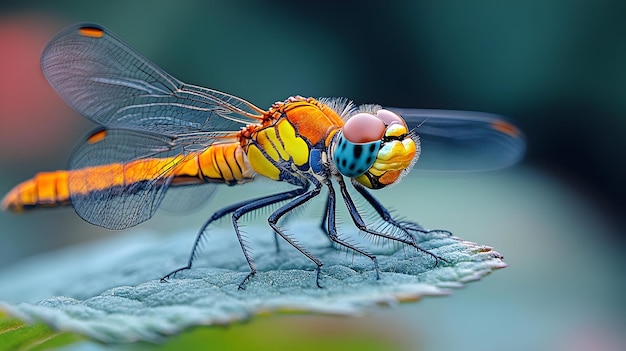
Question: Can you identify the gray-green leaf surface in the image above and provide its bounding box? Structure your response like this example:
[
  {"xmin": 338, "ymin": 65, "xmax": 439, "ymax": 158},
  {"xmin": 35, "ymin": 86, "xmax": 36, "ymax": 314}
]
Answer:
[{"xmin": 0, "ymin": 222, "xmax": 504, "ymax": 343}]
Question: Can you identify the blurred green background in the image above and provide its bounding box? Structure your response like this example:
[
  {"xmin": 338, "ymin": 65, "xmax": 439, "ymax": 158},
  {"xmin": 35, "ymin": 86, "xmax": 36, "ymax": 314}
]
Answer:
[{"xmin": 0, "ymin": 0, "xmax": 624, "ymax": 350}]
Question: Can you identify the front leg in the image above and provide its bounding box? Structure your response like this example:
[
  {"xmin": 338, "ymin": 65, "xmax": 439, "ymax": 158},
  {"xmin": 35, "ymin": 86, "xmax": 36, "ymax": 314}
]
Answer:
[
  {"xmin": 338, "ymin": 176, "xmax": 449, "ymax": 266},
  {"xmin": 266, "ymin": 175, "xmax": 325, "ymax": 288},
  {"xmin": 351, "ymin": 179, "xmax": 452, "ymax": 241},
  {"xmin": 231, "ymin": 184, "xmax": 310, "ymax": 289}
]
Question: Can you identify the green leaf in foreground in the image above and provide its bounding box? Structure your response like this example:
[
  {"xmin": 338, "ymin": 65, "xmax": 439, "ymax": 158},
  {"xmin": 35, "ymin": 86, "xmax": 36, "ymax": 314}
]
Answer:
[
  {"xmin": 0, "ymin": 222, "xmax": 505, "ymax": 343},
  {"xmin": 0, "ymin": 311, "xmax": 82, "ymax": 351},
  {"xmin": 124, "ymin": 315, "xmax": 411, "ymax": 351}
]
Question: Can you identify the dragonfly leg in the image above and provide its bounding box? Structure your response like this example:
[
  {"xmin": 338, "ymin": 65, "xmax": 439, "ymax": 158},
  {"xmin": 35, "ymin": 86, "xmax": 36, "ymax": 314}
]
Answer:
[
  {"xmin": 323, "ymin": 179, "xmax": 380, "ymax": 279},
  {"xmin": 351, "ymin": 180, "xmax": 453, "ymax": 238},
  {"xmin": 160, "ymin": 187, "xmax": 307, "ymax": 282},
  {"xmin": 160, "ymin": 201, "xmax": 248, "ymax": 282},
  {"xmin": 320, "ymin": 196, "xmax": 330, "ymax": 236},
  {"xmin": 338, "ymin": 177, "xmax": 449, "ymax": 267},
  {"xmin": 272, "ymin": 230, "xmax": 281, "ymax": 253},
  {"xmin": 232, "ymin": 182, "xmax": 311, "ymax": 290},
  {"xmin": 318, "ymin": 196, "xmax": 337, "ymax": 248},
  {"xmin": 266, "ymin": 176, "xmax": 326, "ymax": 288}
]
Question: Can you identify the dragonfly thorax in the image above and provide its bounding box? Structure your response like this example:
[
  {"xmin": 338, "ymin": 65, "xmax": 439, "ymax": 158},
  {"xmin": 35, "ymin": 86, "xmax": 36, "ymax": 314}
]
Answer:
[{"xmin": 243, "ymin": 97, "xmax": 345, "ymax": 183}]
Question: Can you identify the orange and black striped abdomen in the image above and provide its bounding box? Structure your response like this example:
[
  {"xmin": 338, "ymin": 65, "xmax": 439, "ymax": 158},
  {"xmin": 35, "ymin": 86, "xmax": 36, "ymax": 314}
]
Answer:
[
  {"xmin": 2, "ymin": 171, "xmax": 72, "ymax": 211},
  {"xmin": 3, "ymin": 143, "xmax": 254, "ymax": 212}
]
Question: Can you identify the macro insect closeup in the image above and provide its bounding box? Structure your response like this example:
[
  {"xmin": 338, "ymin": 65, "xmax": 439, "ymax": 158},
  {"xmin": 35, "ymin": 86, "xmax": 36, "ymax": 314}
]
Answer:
[{"xmin": 2, "ymin": 23, "xmax": 525, "ymax": 289}]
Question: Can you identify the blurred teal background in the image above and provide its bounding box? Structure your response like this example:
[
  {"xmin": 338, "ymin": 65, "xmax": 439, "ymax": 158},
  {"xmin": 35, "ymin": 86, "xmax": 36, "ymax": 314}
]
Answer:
[{"xmin": 0, "ymin": 0, "xmax": 624, "ymax": 350}]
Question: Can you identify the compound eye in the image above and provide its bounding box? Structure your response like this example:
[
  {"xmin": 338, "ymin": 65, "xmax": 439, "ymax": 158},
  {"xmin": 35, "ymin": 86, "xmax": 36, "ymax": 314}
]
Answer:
[
  {"xmin": 343, "ymin": 113, "xmax": 386, "ymax": 143},
  {"xmin": 377, "ymin": 109, "xmax": 406, "ymax": 128}
]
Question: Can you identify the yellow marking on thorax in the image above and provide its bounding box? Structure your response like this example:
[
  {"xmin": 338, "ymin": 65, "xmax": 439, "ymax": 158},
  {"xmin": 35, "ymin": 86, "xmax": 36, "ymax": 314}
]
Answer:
[
  {"xmin": 276, "ymin": 120, "xmax": 308, "ymax": 166},
  {"xmin": 246, "ymin": 118, "xmax": 310, "ymax": 180},
  {"xmin": 247, "ymin": 145, "xmax": 280, "ymax": 180},
  {"xmin": 255, "ymin": 127, "xmax": 281, "ymax": 161}
]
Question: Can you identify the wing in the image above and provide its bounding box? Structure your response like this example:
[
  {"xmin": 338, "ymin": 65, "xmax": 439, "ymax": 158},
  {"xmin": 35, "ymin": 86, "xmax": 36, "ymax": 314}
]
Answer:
[
  {"xmin": 159, "ymin": 184, "xmax": 217, "ymax": 214},
  {"xmin": 41, "ymin": 23, "xmax": 265, "ymax": 136},
  {"xmin": 68, "ymin": 127, "xmax": 217, "ymax": 229},
  {"xmin": 387, "ymin": 108, "xmax": 526, "ymax": 171},
  {"xmin": 40, "ymin": 23, "xmax": 259, "ymax": 228}
]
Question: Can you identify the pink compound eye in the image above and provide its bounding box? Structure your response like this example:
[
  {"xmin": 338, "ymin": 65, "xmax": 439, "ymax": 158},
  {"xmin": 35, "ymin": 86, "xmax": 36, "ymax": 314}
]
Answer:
[
  {"xmin": 342, "ymin": 113, "xmax": 386, "ymax": 143},
  {"xmin": 377, "ymin": 109, "xmax": 406, "ymax": 128}
]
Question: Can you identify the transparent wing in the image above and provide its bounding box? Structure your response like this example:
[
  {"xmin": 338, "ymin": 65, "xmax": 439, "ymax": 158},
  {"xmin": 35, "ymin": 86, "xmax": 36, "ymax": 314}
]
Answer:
[
  {"xmin": 41, "ymin": 23, "xmax": 265, "ymax": 136},
  {"xmin": 159, "ymin": 184, "xmax": 217, "ymax": 214},
  {"xmin": 68, "ymin": 127, "xmax": 216, "ymax": 229},
  {"xmin": 387, "ymin": 108, "xmax": 526, "ymax": 172}
]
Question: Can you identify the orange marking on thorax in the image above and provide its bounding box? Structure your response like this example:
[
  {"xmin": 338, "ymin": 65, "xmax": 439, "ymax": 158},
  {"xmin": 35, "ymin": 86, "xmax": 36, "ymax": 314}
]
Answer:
[{"xmin": 272, "ymin": 98, "xmax": 343, "ymax": 146}]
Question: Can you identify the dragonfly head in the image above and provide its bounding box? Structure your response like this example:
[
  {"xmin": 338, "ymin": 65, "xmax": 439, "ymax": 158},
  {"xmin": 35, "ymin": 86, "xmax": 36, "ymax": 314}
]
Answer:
[{"xmin": 333, "ymin": 109, "xmax": 420, "ymax": 189}]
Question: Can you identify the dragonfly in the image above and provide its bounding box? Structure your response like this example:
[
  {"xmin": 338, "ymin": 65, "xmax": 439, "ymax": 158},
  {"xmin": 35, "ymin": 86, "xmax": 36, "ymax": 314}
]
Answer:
[{"xmin": 2, "ymin": 23, "xmax": 525, "ymax": 289}]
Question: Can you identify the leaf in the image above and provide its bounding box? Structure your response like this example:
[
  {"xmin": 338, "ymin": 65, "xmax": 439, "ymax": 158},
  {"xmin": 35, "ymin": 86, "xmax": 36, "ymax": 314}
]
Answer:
[
  {"xmin": 0, "ymin": 311, "xmax": 82, "ymax": 350},
  {"xmin": 0, "ymin": 221, "xmax": 505, "ymax": 343}
]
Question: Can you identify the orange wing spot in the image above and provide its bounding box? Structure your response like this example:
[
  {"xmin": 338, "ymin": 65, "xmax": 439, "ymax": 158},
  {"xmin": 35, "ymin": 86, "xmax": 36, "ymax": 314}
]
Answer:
[
  {"xmin": 78, "ymin": 26, "xmax": 104, "ymax": 38},
  {"xmin": 87, "ymin": 129, "xmax": 107, "ymax": 144},
  {"xmin": 491, "ymin": 119, "xmax": 521, "ymax": 138}
]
